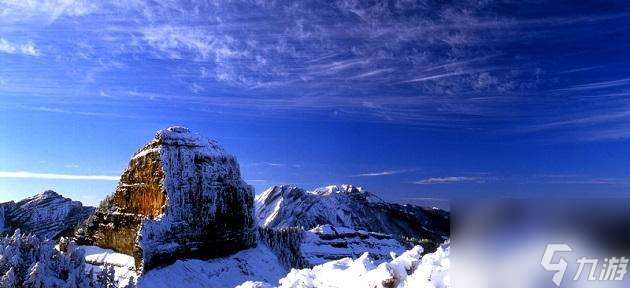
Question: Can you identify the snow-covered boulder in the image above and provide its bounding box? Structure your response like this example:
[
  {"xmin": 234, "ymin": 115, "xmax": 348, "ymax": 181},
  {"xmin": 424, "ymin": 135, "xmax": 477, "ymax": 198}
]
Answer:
[
  {"xmin": 256, "ymin": 185, "xmax": 449, "ymax": 248},
  {"xmin": 75, "ymin": 127, "xmax": 256, "ymax": 271},
  {"xmin": 0, "ymin": 190, "xmax": 94, "ymax": 239}
]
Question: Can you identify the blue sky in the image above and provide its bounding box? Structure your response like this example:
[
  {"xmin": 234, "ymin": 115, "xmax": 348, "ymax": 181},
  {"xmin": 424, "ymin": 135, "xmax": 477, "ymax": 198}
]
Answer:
[{"xmin": 1, "ymin": 0, "xmax": 630, "ymax": 208}]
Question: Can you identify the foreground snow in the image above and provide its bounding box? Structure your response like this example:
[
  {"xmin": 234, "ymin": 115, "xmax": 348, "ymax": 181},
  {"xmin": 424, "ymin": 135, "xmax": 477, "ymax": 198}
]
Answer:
[
  {"xmin": 81, "ymin": 246, "xmax": 138, "ymax": 287},
  {"xmin": 81, "ymin": 244, "xmax": 287, "ymax": 288},
  {"xmin": 81, "ymin": 241, "xmax": 449, "ymax": 288},
  {"xmin": 242, "ymin": 243, "xmax": 450, "ymax": 288}
]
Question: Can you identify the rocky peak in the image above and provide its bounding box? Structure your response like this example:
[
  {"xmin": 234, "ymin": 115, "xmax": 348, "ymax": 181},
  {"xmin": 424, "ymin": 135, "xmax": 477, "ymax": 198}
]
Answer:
[
  {"xmin": 40, "ymin": 189, "xmax": 60, "ymax": 198},
  {"xmin": 255, "ymin": 184, "xmax": 449, "ymax": 251},
  {"xmin": 0, "ymin": 190, "xmax": 94, "ymax": 239},
  {"xmin": 75, "ymin": 127, "xmax": 256, "ymax": 271},
  {"xmin": 311, "ymin": 184, "xmax": 384, "ymax": 203},
  {"xmin": 312, "ymin": 184, "xmax": 364, "ymax": 195}
]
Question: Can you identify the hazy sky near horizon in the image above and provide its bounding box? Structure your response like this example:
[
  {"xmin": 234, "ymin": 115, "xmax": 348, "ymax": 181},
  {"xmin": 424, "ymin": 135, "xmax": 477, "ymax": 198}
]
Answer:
[{"xmin": 1, "ymin": 0, "xmax": 630, "ymax": 207}]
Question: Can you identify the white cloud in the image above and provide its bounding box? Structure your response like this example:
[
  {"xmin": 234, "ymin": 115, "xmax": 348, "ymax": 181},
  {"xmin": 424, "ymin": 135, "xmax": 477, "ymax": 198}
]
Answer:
[
  {"xmin": 246, "ymin": 162, "xmax": 285, "ymax": 168},
  {"xmin": 415, "ymin": 176, "xmax": 482, "ymax": 185},
  {"xmin": 142, "ymin": 25, "xmax": 238, "ymax": 62},
  {"xmin": 0, "ymin": 0, "xmax": 96, "ymax": 24},
  {"xmin": 352, "ymin": 169, "xmax": 410, "ymax": 177},
  {"xmin": 560, "ymin": 77, "xmax": 630, "ymax": 91},
  {"xmin": 0, "ymin": 38, "xmax": 39, "ymax": 56},
  {"xmin": 0, "ymin": 171, "xmax": 119, "ymax": 181}
]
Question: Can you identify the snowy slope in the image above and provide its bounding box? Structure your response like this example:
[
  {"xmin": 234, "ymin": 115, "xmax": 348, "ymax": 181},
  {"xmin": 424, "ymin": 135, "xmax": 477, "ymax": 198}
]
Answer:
[
  {"xmin": 0, "ymin": 190, "xmax": 94, "ymax": 239},
  {"xmin": 81, "ymin": 246, "xmax": 138, "ymax": 287},
  {"xmin": 300, "ymin": 225, "xmax": 406, "ymax": 266},
  {"xmin": 240, "ymin": 242, "xmax": 450, "ymax": 288},
  {"xmin": 81, "ymin": 241, "xmax": 449, "ymax": 288},
  {"xmin": 81, "ymin": 243, "xmax": 287, "ymax": 288},
  {"xmin": 255, "ymin": 185, "xmax": 449, "ymax": 244}
]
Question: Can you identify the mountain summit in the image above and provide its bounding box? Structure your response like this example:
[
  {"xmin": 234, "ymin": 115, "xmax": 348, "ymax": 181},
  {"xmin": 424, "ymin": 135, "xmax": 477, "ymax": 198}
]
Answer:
[
  {"xmin": 0, "ymin": 190, "xmax": 94, "ymax": 239},
  {"xmin": 75, "ymin": 127, "xmax": 256, "ymax": 271},
  {"xmin": 255, "ymin": 184, "xmax": 449, "ymax": 246}
]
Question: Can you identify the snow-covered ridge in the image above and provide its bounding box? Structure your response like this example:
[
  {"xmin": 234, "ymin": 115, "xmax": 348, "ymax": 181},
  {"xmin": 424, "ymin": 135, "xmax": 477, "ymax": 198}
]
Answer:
[
  {"xmin": 0, "ymin": 190, "xmax": 94, "ymax": 239},
  {"xmin": 312, "ymin": 184, "xmax": 366, "ymax": 196},
  {"xmin": 255, "ymin": 184, "xmax": 449, "ymax": 248},
  {"xmin": 301, "ymin": 224, "xmax": 406, "ymax": 266}
]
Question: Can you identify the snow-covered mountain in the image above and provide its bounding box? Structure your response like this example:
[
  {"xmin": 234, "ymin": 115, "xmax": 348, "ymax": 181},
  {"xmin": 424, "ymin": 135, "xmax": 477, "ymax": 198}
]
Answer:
[
  {"xmin": 0, "ymin": 190, "xmax": 94, "ymax": 239},
  {"xmin": 255, "ymin": 185, "xmax": 449, "ymax": 246}
]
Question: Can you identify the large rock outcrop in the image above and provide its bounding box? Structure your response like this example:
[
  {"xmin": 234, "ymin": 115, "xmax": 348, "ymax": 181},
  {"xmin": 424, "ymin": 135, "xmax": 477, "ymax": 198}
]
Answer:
[
  {"xmin": 0, "ymin": 190, "xmax": 94, "ymax": 239},
  {"xmin": 75, "ymin": 126, "xmax": 256, "ymax": 271}
]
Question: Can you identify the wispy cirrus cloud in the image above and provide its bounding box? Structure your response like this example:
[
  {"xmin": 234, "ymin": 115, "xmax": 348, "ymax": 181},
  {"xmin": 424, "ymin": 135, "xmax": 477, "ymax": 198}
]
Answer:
[
  {"xmin": 0, "ymin": 0, "xmax": 96, "ymax": 24},
  {"xmin": 524, "ymin": 110, "xmax": 630, "ymax": 132},
  {"xmin": 15, "ymin": 105, "xmax": 135, "ymax": 119},
  {"xmin": 351, "ymin": 169, "xmax": 412, "ymax": 177},
  {"xmin": 415, "ymin": 176, "xmax": 486, "ymax": 185},
  {"xmin": 0, "ymin": 38, "xmax": 39, "ymax": 56},
  {"xmin": 559, "ymin": 77, "xmax": 630, "ymax": 91},
  {"xmin": 528, "ymin": 174, "xmax": 630, "ymax": 185},
  {"xmin": 1, "ymin": 0, "xmax": 630, "ymax": 138},
  {"xmin": 519, "ymin": 74, "xmax": 630, "ymax": 140},
  {"xmin": 245, "ymin": 162, "xmax": 286, "ymax": 168},
  {"xmin": 0, "ymin": 171, "xmax": 119, "ymax": 181}
]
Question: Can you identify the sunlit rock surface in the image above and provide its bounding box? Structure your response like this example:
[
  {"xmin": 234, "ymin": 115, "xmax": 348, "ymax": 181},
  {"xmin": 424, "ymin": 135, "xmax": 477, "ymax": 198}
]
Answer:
[{"xmin": 75, "ymin": 126, "xmax": 256, "ymax": 271}]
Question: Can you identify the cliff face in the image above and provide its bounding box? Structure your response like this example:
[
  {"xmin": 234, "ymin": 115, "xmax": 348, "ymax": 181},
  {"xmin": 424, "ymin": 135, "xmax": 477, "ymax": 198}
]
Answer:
[
  {"xmin": 75, "ymin": 127, "xmax": 256, "ymax": 271},
  {"xmin": 0, "ymin": 191, "xmax": 94, "ymax": 239}
]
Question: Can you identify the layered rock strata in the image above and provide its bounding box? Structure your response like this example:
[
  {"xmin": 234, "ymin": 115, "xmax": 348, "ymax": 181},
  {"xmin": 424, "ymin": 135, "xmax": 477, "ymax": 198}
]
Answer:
[{"xmin": 75, "ymin": 127, "xmax": 256, "ymax": 271}]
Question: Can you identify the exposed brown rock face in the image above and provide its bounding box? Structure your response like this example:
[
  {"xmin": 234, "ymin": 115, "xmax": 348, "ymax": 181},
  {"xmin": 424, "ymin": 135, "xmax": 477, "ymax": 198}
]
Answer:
[{"xmin": 75, "ymin": 127, "xmax": 256, "ymax": 271}]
